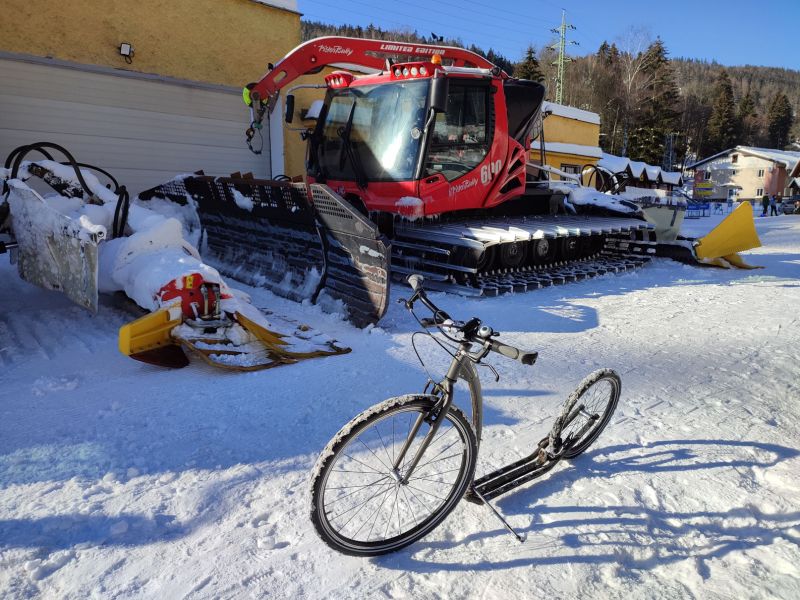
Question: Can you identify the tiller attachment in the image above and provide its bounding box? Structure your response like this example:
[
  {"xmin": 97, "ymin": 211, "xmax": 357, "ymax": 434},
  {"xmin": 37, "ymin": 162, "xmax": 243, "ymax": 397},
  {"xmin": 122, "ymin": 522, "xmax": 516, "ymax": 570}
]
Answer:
[{"xmin": 138, "ymin": 175, "xmax": 390, "ymax": 328}]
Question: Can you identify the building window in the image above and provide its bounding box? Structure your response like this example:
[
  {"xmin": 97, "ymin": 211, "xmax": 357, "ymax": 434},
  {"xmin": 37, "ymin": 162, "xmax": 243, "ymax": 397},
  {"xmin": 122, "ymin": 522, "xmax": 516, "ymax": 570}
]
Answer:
[
  {"xmin": 731, "ymin": 170, "xmax": 737, "ymax": 176},
  {"xmin": 560, "ymin": 164, "xmax": 580, "ymax": 175},
  {"xmin": 756, "ymin": 188, "xmax": 764, "ymax": 197},
  {"xmin": 757, "ymin": 168, "xmax": 765, "ymax": 177},
  {"xmin": 703, "ymin": 170, "xmax": 712, "ymax": 180},
  {"xmin": 731, "ymin": 154, "xmax": 738, "ymax": 163}
]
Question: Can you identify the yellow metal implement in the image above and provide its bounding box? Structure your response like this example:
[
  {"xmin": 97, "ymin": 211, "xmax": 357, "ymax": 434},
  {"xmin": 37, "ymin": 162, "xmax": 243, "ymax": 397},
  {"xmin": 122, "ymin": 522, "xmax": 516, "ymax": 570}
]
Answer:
[
  {"xmin": 119, "ymin": 302, "xmax": 189, "ymax": 368},
  {"xmin": 695, "ymin": 202, "xmax": 761, "ymax": 261}
]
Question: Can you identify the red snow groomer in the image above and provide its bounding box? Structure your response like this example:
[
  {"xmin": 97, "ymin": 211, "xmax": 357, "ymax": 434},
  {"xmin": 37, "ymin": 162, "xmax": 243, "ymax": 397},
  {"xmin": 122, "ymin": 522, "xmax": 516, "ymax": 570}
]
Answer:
[{"xmin": 139, "ymin": 37, "xmax": 657, "ymax": 327}]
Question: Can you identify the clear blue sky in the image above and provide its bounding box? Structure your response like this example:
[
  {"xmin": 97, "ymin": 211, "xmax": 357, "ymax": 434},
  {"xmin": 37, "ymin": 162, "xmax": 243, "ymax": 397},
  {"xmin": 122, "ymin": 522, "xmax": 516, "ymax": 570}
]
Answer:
[{"xmin": 297, "ymin": 0, "xmax": 799, "ymax": 70}]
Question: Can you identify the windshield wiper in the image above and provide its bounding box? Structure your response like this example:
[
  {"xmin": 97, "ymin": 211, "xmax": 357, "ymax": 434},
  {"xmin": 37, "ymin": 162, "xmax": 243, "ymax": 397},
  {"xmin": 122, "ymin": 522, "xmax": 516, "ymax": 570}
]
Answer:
[{"xmin": 337, "ymin": 101, "xmax": 368, "ymax": 189}]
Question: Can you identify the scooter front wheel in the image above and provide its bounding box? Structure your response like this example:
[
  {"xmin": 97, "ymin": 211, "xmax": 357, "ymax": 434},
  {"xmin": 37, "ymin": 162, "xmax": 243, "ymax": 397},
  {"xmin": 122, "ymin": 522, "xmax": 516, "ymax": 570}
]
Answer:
[{"xmin": 310, "ymin": 395, "xmax": 477, "ymax": 556}]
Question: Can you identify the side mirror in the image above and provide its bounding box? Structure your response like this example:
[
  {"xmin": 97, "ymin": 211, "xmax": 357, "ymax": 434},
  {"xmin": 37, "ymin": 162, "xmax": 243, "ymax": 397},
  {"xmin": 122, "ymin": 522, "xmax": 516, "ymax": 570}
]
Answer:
[
  {"xmin": 430, "ymin": 76, "xmax": 449, "ymax": 113},
  {"xmin": 285, "ymin": 94, "xmax": 295, "ymax": 124}
]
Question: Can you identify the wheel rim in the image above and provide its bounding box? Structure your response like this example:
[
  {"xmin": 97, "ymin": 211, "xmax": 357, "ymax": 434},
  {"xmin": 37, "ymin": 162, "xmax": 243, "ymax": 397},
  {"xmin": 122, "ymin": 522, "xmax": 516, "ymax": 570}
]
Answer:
[
  {"xmin": 318, "ymin": 405, "xmax": 471, "ymax": 549},
  {"xmin": 532, "ymin": 239, "xmax": 554, "ymax": 264},
  {"xmin": 499, "ymin": 242, "xmax": 526, "ymax": 268},
  {"xmin": 561, "ymin": 376, "xmax": 617, "ymax": 454}
]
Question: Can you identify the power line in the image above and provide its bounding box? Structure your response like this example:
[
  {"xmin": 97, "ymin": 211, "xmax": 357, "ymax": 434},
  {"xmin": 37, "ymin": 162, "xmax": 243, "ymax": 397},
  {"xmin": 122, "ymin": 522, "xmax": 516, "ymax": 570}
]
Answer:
[{"xmin": 303, "ymin": 0, "xmax": 548, "ymax": 40}]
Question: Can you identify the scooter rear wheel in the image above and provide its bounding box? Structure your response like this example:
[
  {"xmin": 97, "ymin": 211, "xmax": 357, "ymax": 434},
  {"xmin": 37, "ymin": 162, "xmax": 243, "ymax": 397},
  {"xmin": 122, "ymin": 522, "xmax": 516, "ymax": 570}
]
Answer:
[{"xmin": 551, "ymin": 369, "xmax": 620, "ymax": 459}]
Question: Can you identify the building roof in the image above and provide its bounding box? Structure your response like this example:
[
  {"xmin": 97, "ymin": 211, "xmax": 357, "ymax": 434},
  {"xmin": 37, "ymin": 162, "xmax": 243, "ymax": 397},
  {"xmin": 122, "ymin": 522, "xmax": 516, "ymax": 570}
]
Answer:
[
  {"xmin": 250, "ymin": 0, "xmax": 300, "ymax": 13},
  {"xmin": 597, "ymin": 153, "xmax": 683, "ymax": 185},
  {"xmin": 687, "ymin": 146, "xmax": 800, "ymax": 171},
  {"xmin": 661, "ymin": 171, "xmax": 683, "ymax": 185},
  {"xmin": 541, "ymin": 101, "xmax": 601, "ymax": 125},
  {"xmin": 530, "ymin": 140, "xmax": 603, "ymax": 159}
]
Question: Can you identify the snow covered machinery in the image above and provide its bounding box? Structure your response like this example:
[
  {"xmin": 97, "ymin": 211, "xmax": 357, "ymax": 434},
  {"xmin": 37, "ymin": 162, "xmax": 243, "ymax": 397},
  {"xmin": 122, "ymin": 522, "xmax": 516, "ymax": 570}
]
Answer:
[
  {"xmin": 140, "ymin": 37, "xmax": 652, "ymax": 326},
  {"xmin": 1, "ymin": 143, "xmax": 350, "ymax": 371}
]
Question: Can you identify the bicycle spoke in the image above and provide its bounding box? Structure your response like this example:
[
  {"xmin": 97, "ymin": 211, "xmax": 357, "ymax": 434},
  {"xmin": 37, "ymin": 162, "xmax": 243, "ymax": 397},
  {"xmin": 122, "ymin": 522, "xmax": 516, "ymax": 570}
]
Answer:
[
  {"xmin": 373, "ymin": 424, "xmax": 395, "ymax": 469},
  {"xmin": 400, "ymin": 485, "xmax": 419, "ymax": 529},
  {"xmin": 384, "ymin": 487, "xmax": 400, "ymax": 538},
  {"xmin": 325, "ymin": 476, "xmax": 393, "ymax": 508},
  {"xmin": 340, "ymin": 452, "xmax": 386, "ymax": 475},
  {"xmin": 358, "ymin": 438, "xmax": 392, "ymax": 472},
  {"xmin": 364, "ymin": 484, "xmax": 395, "ymax": 541},
  {"xmin": 328, "ymin": 481, "xmax": 395, "ymax": 525},
  {"xmin": 327, "ymin": 475, "xmax": 391, "ymax": 490},
  {"xmin": 406, "ymin": 483, "xmax": 448, "ymax": 502},
  {"xmin": 353, "ymin": 484, "xmax": 394, "ymax": 540},
  {"xmin": 412, "ymin": 448, "xmax": 463, "ymax": 476}
]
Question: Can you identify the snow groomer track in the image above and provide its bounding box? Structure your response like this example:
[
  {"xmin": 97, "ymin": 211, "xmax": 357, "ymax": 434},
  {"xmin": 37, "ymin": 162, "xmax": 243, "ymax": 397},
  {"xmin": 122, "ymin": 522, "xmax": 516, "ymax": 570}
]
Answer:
[{"xmin": 392, "ymin": 215, "xmax": 654, "ymax": 296}]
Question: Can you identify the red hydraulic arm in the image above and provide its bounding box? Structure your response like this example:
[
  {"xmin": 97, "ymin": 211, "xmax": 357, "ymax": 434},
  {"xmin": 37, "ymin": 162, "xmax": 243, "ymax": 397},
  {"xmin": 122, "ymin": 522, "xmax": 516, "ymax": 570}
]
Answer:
[{"xmin": 247, "ymin": 36, "xmax": 499, "ymax": 108}]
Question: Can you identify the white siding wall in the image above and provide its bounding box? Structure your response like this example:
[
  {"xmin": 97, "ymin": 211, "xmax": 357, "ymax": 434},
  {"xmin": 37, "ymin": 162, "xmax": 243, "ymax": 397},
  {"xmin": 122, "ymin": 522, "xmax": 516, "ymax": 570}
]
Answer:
[{"xmin": 0, "ymin": 57, "xmax": 270, "ymax": 193}]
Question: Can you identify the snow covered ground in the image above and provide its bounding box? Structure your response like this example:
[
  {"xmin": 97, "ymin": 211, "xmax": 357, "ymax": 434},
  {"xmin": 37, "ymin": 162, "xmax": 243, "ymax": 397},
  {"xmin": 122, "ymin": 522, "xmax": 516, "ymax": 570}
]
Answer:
[{"xmin": 1, "ymin": 211, "xmax": 799, "ymax": 599}]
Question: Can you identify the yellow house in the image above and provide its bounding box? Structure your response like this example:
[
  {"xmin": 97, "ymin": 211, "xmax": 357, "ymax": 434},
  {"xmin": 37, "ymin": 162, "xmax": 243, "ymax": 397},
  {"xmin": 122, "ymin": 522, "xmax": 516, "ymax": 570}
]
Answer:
[
  {"xmin": 0, "ymin": 0, "xmax": 312, "ymax": 191},
  {"xmin": 530, "ymin": 102, "xmax": 602, "ymax": 183}
]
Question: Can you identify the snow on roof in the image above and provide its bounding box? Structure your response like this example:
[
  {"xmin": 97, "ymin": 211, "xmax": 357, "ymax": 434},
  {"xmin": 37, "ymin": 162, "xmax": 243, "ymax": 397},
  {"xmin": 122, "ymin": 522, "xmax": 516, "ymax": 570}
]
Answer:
[
  {"xmin": 644, "ymin": 165, "xmax": 661, "ymax": 180},
  {"xmin": 688, "ymin": 146, "xmax": 800, "ymax": 170},
  {"xmin": 250, "ymin": 0, "xmax": 299, "ymax": 12},
  {"xmin": 661, "ymin": 171, "xmax": 683, "ymax": 185},
  {"xmin": 597, "ymin": 153, "xmax": 683, "ymax": 185},
  {"xmin": 542, "ymin": 101, "xmax": 601, "ymax": 125},
  {"xmin": 597, "ymin": 153, "xmax": 631, "ymax": 173},
  {"xmin": 628, "ymin": 161, "xmax": 647, "ymax": 178},
  {"xmin": 530, "ymin": 141, "xmax": 603, "ymax": 159},
  {"xmin": 740, "ymin": 147, "xmax": 800, "ymax": 170}
]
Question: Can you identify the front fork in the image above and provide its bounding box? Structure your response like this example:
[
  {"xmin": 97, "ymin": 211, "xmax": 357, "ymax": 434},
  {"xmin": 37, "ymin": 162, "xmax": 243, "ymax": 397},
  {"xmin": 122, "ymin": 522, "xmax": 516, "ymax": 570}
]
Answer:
[{"xmin": 392, "ymin": 355, "xmax": 463, "ymax": 484}]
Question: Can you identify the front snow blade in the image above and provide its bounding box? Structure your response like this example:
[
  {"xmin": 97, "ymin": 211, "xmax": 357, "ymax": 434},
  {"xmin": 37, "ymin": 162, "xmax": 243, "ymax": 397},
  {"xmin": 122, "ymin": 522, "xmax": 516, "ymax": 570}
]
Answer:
[
  {"xmin": 6, "ymin": 181, "xmax": 100, "ymax": 312},
  {"xmin": 139, "ymin": 176, "xmax": 390, "ymax": 328}
]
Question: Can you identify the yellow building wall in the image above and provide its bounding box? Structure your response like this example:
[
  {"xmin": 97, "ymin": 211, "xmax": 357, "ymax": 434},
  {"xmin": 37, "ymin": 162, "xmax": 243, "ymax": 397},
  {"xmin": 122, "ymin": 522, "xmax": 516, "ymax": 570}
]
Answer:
[
  {"xmin": 0, "ymin": 0, "xmax": 313, "ymax": 176},
  {"xmin": 529, "ymin": 113, "xmax": 601, "ymax": 183},
  {"xmin": 544, "ymin": 117, "xmax": 599, "ymax": 147}
]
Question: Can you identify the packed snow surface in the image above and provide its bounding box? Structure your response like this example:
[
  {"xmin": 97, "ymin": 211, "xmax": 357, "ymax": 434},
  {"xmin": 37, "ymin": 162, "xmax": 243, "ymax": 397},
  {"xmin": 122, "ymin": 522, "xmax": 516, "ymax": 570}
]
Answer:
[{"xmin": 2, "ymin": 210, "xmax": 800, "ymax": 599}]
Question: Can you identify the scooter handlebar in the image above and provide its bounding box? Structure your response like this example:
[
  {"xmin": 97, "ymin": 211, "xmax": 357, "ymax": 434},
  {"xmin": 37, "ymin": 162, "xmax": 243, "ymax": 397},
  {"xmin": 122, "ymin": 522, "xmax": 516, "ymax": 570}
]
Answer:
[{"xmin": 489, "ymin": 339, "xmax": 538, "ymax": 366}]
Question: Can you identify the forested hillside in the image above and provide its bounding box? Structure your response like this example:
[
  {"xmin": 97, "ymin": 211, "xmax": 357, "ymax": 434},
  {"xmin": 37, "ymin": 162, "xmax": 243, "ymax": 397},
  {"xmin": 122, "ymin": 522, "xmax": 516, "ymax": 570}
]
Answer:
[{"xmin": 301, "ymin": 20, "xmax": 799, "ymax": 167}]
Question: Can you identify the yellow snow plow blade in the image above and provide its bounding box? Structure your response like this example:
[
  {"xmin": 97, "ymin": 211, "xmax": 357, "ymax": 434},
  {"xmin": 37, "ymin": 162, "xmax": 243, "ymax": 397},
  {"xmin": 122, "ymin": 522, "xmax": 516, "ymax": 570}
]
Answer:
[
  {"xmin": 118, "ymin": 303, "xmax": 189, "ymax": 368},
  {"xmin": 235, "ymin": 311, "xmax": 351, "ymax": 360},
  {"xmin": 694, "ymin": 202, "xmax": 762, "ymax": 268}
]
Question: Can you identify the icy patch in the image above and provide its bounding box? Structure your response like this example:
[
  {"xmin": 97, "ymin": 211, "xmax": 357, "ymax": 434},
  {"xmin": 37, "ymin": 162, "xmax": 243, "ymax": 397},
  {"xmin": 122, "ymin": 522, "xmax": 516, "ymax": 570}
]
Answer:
[
  {"xmin": 395, "ymin": 196, "xmax": 424, "ymax": 220},
  {"xmin": 31, "ymin": 376, "xmax": 79, "ymax": 397},
  {"xmin": 359, "ymin": 245, "xmax": 383, "ymax": 258}
]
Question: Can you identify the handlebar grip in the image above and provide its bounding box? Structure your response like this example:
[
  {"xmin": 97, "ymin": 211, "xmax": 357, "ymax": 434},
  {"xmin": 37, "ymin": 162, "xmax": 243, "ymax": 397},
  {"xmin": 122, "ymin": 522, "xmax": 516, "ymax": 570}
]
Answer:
[
  {"xmin": 490, "ymin": 340, "xmax": 538, "ymax": 366},
  {"xmin": 407, "ymin": 274, "xmax": 424, "ymax": 292}
]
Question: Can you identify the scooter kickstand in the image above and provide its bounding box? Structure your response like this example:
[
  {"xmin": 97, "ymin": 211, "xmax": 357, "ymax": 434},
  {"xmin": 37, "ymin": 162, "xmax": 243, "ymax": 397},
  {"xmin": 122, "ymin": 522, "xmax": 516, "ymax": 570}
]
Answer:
[{"xmin": 470, "ymin": 487, "xmax": 525, "ymax": 543}]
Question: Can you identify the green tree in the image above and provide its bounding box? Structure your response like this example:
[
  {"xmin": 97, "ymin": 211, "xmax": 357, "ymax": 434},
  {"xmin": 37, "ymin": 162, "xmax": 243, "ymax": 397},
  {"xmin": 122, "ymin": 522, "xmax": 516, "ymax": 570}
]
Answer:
[
  {"xmin": 704, "ymin": 71, "xmax": 737, "ymax": 155},
  {"xmin": 514, "ymin": 45, "xmax": 545, "ymax": 82},
  {"xmin": 766, "ymin": 92, "xmax": 794, "ymax": 148},
  {"xmin": 736, "ymin": 92, "xmax": 758, "ymax": 145},
  {"xmin": 626, "ymin": 39, "xmax": 681, "ymax": 165}
]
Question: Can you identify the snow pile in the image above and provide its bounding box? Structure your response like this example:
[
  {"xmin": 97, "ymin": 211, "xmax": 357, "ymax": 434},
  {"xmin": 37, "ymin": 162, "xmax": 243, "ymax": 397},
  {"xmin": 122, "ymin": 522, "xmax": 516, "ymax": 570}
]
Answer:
[
  {"xmin": 2, "ymin": 214, "xmax": 799, "ymax": 598},
  {"xmin": 98, "ymin": 219, "xmax": 223, "ymax": 311},
  {"xmin": 231, "ymin": 189, "xmax": 254, "ymax": 212},
  {"xmin": 6, "ymin": 166, "xmax": 224, "ymax": 313},
  {"xmin": 550, "ymin": 182, "xmax": 640, "ymax": 215}
]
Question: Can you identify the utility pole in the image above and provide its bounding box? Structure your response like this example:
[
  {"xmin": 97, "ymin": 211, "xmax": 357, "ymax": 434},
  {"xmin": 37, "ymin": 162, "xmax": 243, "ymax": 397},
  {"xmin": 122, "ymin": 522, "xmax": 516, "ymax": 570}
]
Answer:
[{"xmin": 550, "ymin": 9, "xmax": 577, "ymax": 104}]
